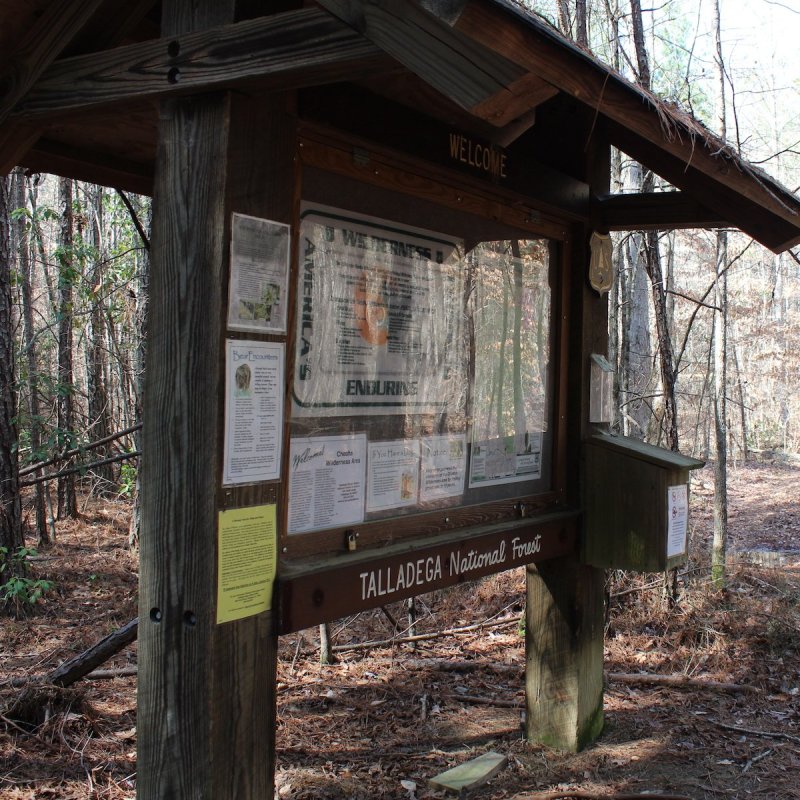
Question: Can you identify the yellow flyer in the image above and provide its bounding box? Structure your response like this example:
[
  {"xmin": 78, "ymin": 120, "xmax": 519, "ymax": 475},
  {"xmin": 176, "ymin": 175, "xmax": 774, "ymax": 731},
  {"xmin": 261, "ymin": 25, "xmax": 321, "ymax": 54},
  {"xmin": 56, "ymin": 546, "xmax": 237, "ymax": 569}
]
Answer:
[{"xmin": 216, "ymin": 504, "xmax": 277, "ymax": 624}]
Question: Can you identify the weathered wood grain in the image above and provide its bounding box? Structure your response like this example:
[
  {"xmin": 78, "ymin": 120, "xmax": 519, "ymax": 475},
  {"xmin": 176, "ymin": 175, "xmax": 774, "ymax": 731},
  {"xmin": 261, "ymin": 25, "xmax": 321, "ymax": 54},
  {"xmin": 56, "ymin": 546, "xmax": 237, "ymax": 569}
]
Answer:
[
  {"xmin": 471, "ymin": 72, "xmax": 558, "ymax": 127},
  {"xmin": 0, "ymin": 122, "xmax": 41, "ymax": 176},
  {"xmin": 319, "ymin": 0, "xmax": 530, "ymax": 117},
  {"xmin": 0, "ymin": 0, "xmax": 106, "ymax": 124},
  {"xmin": 14, "ymin": 9, "xmax": 385, "ymax": 118},
  {"xmin": 138, "ymin": 90, "xmax": 231, "ymax": 799},
  {"xmin": 525, "ymin": 558, "xmax": 605, "ymax": 751}
]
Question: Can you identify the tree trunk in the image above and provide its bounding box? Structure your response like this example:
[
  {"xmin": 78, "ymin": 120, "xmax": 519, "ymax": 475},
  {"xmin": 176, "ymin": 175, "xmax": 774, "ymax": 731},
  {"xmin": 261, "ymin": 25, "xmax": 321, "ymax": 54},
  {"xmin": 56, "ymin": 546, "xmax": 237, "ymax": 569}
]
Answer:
[
  {"xmin": 643, "ymin": 224, "xmax": 678, "ymax": 451},
  {"xmin": 575, "ymin": 0, "xmax": 588, "ymax": 48},
  {"xmin": 711, "ymin": 0, "xmax": 728, "ymax": 589},
  {"xmin": 12, "ymin": 169, "xmax": 48, "ymax": 545},
  {"xmin": 624, "ymin": 202, "xmax": 652, "ymax": 437},
  {"xmin": 56, "ymin": 177, "xmax": 77, "ymax": 519},
  {"xmin": 0, "ymin": 174, "xmax": 23, "ymax": 558},
  {"xmin": 629, "ymin": 0, "xmax": 651, "ymax": 88},
  {"xmin": 128, "ymin": 193, "xmax": 150, "ymax": 548},
  {"xmin": 86, "ymin": 184, "xmax": 114, "ymax": 493}
]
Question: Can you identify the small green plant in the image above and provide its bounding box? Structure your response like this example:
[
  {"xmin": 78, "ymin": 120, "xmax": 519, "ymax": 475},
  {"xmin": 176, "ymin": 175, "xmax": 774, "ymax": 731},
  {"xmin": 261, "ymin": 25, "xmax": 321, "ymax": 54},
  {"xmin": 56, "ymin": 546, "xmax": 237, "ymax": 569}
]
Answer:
[
  {"xmin": 119, "ymin": 461, "xmax": 137, "ymax": 498},
  {"xmin": 0, "ymin": 546, "xmax": 54, "ymax": 612}
]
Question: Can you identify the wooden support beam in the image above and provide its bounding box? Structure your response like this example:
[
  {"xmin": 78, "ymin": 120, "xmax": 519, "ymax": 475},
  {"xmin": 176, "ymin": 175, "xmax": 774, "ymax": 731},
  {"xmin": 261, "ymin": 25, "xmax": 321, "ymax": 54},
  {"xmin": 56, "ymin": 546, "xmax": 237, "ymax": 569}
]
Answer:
[
  {"xmin": 0, "ymin": 123, "xmax": 42, "ymax": 176},
  {"xmin": 608, "ymin": 121, "xmax": 800, "ymax": 252},
  {"xmin": 0, "ymin": 0, "xmax": 106, "ymax": 124},
  {"xmin": 23, "ymin": 138, "xmax": 153, "ymax": 195},
  {"xmin": 137, "ymin": 3, "xmax": 293, "ymax": 798},
  {"xmin": 472, "ymin": 72, "xmax": 559, "ymax": 128},
  {"xmin": 318, "ymin": 0, "xmax": 544, "ymax": 124},
  {"xmin": 525, "ymin": 558, "xmax": 605, "ymax": 751},
  {"xmin": 595, "ymin": 191, "xmax": 729, "ymax": 232},
  {"xmin": 13, "ymin": 9, "xmax": 387, "ymax": 119}
]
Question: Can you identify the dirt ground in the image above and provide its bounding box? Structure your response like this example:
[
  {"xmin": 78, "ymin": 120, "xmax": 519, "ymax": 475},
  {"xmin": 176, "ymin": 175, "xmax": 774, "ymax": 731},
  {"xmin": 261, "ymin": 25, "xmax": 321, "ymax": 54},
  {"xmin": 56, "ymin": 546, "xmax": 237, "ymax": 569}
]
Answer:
[{"xmin": 1, "ymin": 461, "xmax": 799, "ymax": 799}]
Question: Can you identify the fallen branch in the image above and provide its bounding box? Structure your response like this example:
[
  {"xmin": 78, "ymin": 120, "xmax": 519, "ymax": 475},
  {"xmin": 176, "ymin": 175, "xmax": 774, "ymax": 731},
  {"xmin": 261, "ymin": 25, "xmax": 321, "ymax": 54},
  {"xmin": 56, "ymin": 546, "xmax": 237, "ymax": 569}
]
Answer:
[
  {"xmin": 19, "ymin": 450, "xmax": 141, "ymax": 487},
  {"xmin": 332, "ymin": 614, "xmax": 520, "ymax": 652},
  {"xmin": 18, "ymin": 424, "xmax": 142, "ymax": 476},
  {"xmin": 517, "ymin": 793, "xmax": 694, "ymax": 800},
  {"xmin": 607, "ymin": 672, "xmax": 759, "ymax": 693},
  {"xmin": 403, "ymin": 658, "xmax": 520, "ymax": 674},
  {"xmin": 443, "ymin": 692, "xmax": 521, "ymax": 708},
  {"xmin": 4, "ymin": 618, "xmax": 138, "ymax": 688},
  {"xmin": 711, "ymin": 719, "xmax": 800, "ymax": 745}
]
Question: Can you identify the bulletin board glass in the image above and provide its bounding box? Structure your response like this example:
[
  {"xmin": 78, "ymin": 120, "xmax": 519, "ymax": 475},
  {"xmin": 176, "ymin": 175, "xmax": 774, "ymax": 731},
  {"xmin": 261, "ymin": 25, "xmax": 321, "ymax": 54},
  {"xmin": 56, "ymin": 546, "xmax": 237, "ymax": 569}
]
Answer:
[{"xmin": 287, "ymin": 201, "xmax": 554, "ymax": 538}]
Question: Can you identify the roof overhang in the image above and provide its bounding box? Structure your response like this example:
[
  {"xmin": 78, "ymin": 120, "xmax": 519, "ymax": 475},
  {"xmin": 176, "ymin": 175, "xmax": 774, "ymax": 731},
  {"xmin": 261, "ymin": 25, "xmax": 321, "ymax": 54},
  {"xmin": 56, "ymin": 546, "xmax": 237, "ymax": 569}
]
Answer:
[{"xmin": 0, "ymin": 0, "xmax": 797, "ymax": 253}]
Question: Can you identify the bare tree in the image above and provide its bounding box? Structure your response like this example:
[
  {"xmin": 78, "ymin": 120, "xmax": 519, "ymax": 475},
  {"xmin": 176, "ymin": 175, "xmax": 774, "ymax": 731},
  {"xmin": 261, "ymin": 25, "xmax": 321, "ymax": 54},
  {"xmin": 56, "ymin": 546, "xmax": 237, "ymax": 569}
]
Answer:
[
  {"xmin": 56, "ymin": 177, "xmax": 77, "ymax": 520},
  {"xmin": 0, "ymin": 174, "xmax": 23, "ymax": 557},
  {"xmin": 86, "ymin": 184, "xmax": 114, "ymax": 492},
  {"xmin": 12, "ymin": 169, "xmax": 49, "ymax": 544},
  {"xmin": 711, "ymin": 0, "xmax": 729, "ymax": 588}
]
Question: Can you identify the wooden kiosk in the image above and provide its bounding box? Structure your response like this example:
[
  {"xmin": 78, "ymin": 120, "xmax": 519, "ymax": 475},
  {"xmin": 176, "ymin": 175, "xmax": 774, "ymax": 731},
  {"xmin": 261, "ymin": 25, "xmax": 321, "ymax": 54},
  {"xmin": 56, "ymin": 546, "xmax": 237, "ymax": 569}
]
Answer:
[{"xmin": 2, "ymin": 1, "xmax": 800, "ymax": 797}]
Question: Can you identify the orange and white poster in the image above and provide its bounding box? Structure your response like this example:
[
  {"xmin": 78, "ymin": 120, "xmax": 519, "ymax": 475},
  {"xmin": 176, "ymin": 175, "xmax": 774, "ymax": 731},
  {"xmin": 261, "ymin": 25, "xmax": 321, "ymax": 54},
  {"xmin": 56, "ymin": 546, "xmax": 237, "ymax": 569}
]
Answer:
[{"xmin": 292, "ymin": 205, "xmax": 465, "ymax": 417}]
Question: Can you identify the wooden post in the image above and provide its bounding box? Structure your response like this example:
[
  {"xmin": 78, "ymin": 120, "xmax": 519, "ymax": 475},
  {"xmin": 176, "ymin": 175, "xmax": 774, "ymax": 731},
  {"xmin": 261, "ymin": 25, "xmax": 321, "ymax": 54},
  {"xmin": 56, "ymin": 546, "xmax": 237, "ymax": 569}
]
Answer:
[
  {"xmin": 137, "ymin": 5, "xmax": 294, "ymax": 798},
  {"xmin": 524, "ymin": 106, "xmax": 609, "ymax": 752},
  {"xmin": 525, "ymin": 558, "xmax": 605, "ymax": 751}
]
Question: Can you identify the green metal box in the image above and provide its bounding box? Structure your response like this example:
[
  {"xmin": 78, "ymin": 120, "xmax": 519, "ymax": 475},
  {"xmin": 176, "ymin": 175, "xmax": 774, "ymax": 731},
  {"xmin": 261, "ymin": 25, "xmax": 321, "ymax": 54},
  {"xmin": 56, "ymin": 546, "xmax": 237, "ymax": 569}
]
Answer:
[{"xmin": 583, "ymin": 434, "xmax": 704, "ymax": 572}]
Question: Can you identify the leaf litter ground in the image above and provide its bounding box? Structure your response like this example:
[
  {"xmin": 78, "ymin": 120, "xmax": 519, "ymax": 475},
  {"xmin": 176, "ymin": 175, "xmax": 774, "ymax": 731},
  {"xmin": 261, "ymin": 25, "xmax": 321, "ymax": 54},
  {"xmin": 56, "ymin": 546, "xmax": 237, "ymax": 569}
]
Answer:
[{"xmin": 1, "ymin": 461, "xmax": 799, "ymax": 799}]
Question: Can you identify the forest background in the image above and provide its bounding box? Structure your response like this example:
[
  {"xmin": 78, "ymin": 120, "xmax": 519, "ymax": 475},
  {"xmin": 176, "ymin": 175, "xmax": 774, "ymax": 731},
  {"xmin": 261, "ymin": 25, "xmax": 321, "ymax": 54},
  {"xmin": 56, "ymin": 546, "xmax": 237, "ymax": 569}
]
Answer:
[
  {"xmin": 1, "ymin": 0, "xmax": 799, "ymax": 582},
  {"xmin": 1, "ymin": 1, "xmax": 800, "ymax": 798}
]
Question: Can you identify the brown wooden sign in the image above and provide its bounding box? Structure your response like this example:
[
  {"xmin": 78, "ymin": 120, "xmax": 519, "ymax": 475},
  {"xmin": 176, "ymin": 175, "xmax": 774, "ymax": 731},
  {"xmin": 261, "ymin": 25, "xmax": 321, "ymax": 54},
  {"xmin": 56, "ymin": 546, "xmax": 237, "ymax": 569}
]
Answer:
[{"xmin": 277, "ymin": 511, "xmax": 578, "ymax": 633}]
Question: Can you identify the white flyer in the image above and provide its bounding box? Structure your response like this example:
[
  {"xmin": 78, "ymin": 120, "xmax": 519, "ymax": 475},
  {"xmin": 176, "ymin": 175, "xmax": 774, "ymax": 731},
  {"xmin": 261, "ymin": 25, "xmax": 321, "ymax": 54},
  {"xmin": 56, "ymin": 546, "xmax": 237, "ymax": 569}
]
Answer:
[
  {"xmin": 666, "ymin": 484, "xmax": 689, "ymax": 558},
  {"xmin": 227, "ymin": 213, "xmax": 290, "ymax": 334},
  {"xmin": 420, "ymin": 434, "xmax": 467, "ymax": 501},
  {"xmin": 366, "ymin": 439, "xmax": 421, "ymax": 512},
  {"xmin": 288, "ymin": 434, "xmax": 367, "ymax": 534},
  {"xmin": 222, "ymin": 340, "xmax": 284, "ymax": 485}
]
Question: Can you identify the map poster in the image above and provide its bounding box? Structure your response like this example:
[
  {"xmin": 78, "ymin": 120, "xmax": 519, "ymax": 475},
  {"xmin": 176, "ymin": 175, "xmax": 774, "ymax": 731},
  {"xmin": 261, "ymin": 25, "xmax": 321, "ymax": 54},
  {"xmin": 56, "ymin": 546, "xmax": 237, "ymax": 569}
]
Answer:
[
  {"xmin": 292, "ymin": 204, "xmax": 466, "ymax": 417},
  {"xmin": 366, "ymin": 439, "xmax": 421, "ymax": 512},
  {"xmin": 227, "ymin": 213, "xmax": 290, "ymax": 334},
  {"xmin": 469, "ymin": 431, "xmax": 542, "ymax": 488},
  {"xmin": 287, "ymin": 433, "xmax": 367, "ymax": 534},
  {"xmin": 223, "ymin": 340, "xmax": 284, "ymax": 486},
  {"xmin": 419, "ymin": 434, "xmax": 467, "ymax": 501}
]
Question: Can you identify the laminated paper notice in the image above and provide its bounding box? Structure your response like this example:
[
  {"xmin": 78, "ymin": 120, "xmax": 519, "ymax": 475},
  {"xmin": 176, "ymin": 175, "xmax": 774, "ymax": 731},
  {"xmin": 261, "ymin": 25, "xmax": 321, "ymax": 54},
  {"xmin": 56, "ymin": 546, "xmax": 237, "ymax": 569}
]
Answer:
[
  {"xmin": 288, "ymin": 434, "xmax": 367, "ymax": 533},
  {"xmin": 216, "ymin": 504, "xmax": 277, "ymax": 624},
  {"xmin": 420, "ymin": 434, "xmax": 467, "ymax": 501},
  {"xmin": 666, "ymin": 484, "xmax": 689, "ymax": 558},
  {"xmin": 367, "ymin": 439, "xmax": 421, "ymax": 512},
  {"xmin": 227, "ymin": 213, "xmax": 290, "ymax": 334},
  {"xmin": 223, "ymin": 340, "xmax": 284, "ymax": 486},
  {"xmin": 469, "ymin": 431, "xmax": 542, "ymax": 488}
]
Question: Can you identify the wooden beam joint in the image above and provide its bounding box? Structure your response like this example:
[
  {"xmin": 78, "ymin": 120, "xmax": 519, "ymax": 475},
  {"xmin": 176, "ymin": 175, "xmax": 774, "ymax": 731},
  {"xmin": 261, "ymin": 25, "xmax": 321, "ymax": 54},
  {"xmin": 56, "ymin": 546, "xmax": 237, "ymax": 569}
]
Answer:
[{"xmin": 595, "ymin": 191, "xmax": 729, "ymax": 232}]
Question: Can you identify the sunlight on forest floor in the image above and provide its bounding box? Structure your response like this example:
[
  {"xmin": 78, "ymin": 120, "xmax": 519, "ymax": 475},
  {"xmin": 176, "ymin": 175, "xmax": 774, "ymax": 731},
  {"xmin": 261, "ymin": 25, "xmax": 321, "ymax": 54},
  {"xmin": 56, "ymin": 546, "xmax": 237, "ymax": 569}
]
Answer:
[{"xmin": 1, "ymin": 462, "xmax": 799, "ymax": 799}]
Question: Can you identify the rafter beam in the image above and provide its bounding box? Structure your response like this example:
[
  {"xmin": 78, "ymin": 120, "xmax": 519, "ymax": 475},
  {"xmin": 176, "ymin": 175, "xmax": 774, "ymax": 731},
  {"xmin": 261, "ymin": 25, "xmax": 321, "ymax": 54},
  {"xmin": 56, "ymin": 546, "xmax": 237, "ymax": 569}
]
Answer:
[
  {"xmin": 608, "ymin": 121, "xmax": 800, "ymax": 252},
  {"xmin": 11, "ymin": 9, "xmax": 387, "ymax": 119},
  {"xmin": 318, "ymin": 0, "xmax": 556, "ymax": 126},
  {"xmin": 595, "ymin": 191, "xmax": 728, "ymax": 232},
  {"xmin": 425, "ymin": 0, "xmax": 800, "ymax": 250},
  {"xmin": 23, "ymin": 138, "xmax": 153, "ymax": 195},
  {"xmin": 0, "ymin": 123, "xmax": 42, "ymax": 176},
  {"xmin": 0, "ymin": 0, "xmax": 107, "ymax": 124}
]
